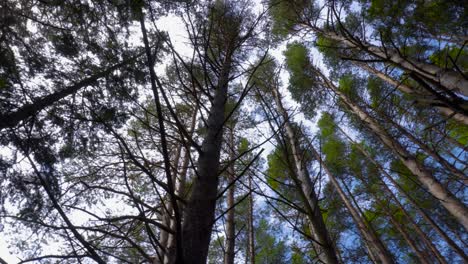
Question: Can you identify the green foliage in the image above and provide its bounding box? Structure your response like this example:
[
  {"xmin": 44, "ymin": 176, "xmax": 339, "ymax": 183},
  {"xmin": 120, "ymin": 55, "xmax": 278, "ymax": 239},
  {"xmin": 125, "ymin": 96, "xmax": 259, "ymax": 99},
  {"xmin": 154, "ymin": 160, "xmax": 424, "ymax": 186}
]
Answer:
[
  {"xmin": 251, "ymin": 55, "xmax": 278, "ymax": 95},
  {"xmin": 429, "ymin": 46, "xmax": 468, "ymax": 72},
  {"xmin": 322, "ymin": 138, "xmax": 346, "ymax": 171},
  {"xmin": 266, "ymin": 147, "xmax": 291, "ymax": 190},
  {"xmin": 338, "ymin": 75, "xmax": 360, "ymax": 102},
  {"xmin": 315, "ymin": 35, "xmax": 342, "ymax": 68},
  {"xmin": 238, "ymin": 137, "xmax": 250, "ymax": 153},
  {"xmin": 207, "ymin": 236, "xmax": 224, "ymax": 264},
  {"xmin": 268, "ymin": 0, "xmax": 309, "ymax": 38},
  {"xmin": 367, "ymin": 76, "xmax": 385, "ymax": 109},
  {"xmin": 284, "ymin": 42, "xmax": 322, "ymax": 117},
  {"xmin": 447, "ymin": 120, "xmax": 468, "ymax": 145},
  {"xmin": 255, "ymin": 219, "xmax": 288, "ymax": 263},
  {"xmin": 317, "ymin": 112, "xmax": 337, "ymax": 138},
  {"xmin": 284, "ymin": 42, "xmax": 314, "ymax": 90}
]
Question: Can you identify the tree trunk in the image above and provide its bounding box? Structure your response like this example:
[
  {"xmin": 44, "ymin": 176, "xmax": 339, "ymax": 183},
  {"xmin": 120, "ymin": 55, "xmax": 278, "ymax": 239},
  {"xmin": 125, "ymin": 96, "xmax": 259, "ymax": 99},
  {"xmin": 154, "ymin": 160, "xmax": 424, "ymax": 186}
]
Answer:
[
  {"xmin": 0, "ymin": 55, "xmax": 140, "ymax": 130},
  {"xmin": 337, "ymin": 127, "xmax": 468, "ymax": 261},
  {"xmin": 317, "ymin": 71, "xmax": 468, "ymax": 230},
  {"xmin": 382, "ymin": 176, "xmax": 447, "ymax": 264},
  {"xmin": 374, "ymin": 104, "xmax": 467, "ymax": 182},
  {"xmin": 355, "ymin": 62, "xmax": 468, "ymax": 125},
  {"xmin": 320, "ymin": 30, "xmax": 468, "ymax": 96},
  {"xmin": 164, "ymin": 109, "xmax": 198, "ymax": 264},
  {"xmin": 180, "ymin": 54, "xmax": 233, "ymax": 263},
  {"xmin": 388, "ymin": 215, "xmax": 430, "ymax": 264},
  {"xmin": 272, "ymin": 87, "xmax": 339, "ymax": 264},
  {"xmin": 224, "ymin": 126, "xmax": 236, "ymax": 264},
  {"xmin": 310, "ymin": 147, "xmax": 395, "ymax": 264},
  {"xmin": 247, "ymin": 173, "xmax": 255, "ymax": 264}
]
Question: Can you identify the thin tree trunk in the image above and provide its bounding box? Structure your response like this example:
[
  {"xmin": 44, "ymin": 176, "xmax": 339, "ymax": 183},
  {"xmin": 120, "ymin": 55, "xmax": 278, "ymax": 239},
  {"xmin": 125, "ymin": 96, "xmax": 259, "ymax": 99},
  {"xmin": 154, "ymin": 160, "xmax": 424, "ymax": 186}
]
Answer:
[
  {"xmin": 247, "ymin": 173, "xmax": 255, "ymax": 264},
  {"xmin": 337, "ymin": 127, "xmax": 468, "ymax": 261},
  {"xmin": 164, "ymin": 109, "xmax": 198, "ymax": 264},
  {"xmin": 159, "ymin": 143, "xmax": 183, "ymax": 256},
  {"xmin": 319, "ymin": 30, "xmax": 468, "ymax": 96},
  {"xmin": 224, "ymin": 125, "xmax": 236, "ymax": 264},
  {"xmin": 355, "ymin": 62, "xmax": 468, "ymax": 125},
  {"xmin": 272, "ymin": 87, "xmax": 339, "ymax": 264},
  {"xmin": 181, "ymin": 53, "xmax": 233, "ymax": 263},
  {"xmin": 141, "ymin": 13, "xmax": 182, "ymax": 263},
  {"xmin": 374, "ymin": 105, "xmax": 467, "ymax": 182},
  {"xmin": 381, "ymin": 176, "xmax": 447, "ymax": 264},
  {"xmin": 0, "ymin": 55, "xmax": 141, "ymax": 130},
  {"xmin": 310, "ymin": 147, "xmax": 395, "ymax": 264},
  {"xmin": 388, "ymin": 215, "xmax": 430, "ymax": 264},
  {"xmin": 316, "ymin": 70, "xmax": 468, "ymax": 230}
]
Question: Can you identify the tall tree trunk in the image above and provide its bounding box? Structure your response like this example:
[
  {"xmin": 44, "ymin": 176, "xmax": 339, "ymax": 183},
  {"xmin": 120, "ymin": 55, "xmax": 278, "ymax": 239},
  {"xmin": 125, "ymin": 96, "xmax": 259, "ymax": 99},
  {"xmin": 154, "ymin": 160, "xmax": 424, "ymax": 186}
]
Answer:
[
  {"xmin": 318, "ymin": 29, "xmax": 468, "ymax": 96},
  {"xmin": 337, "ymin": 127, "xmax": 468, "ymax": 261},
  {"xmin": 164, "ymin": 109, "xmax": 198, "ymax": 264},
  {"xmin": 141, "ymin": 13, "xmax": 182, "ymax": 263},
  {"xmin": 310, "ymin": 147, "xmax": 395, "ymax": 264},
  {"xmin": 375, "ymin": 108, "xmax": 466, "ymax": 182},
  {"xmin": 159, "ymin": 145, "xmax": 182, "ymax": 262},
  {"xmin": 316, "ymin": 70, "xmax": 468, "ymax": 230},
  {"xmin": 0, "ymin": 55, "xmax": 141, "ymax": 130},
  {"xmin": 271, "ymin": 87, "xmax": 339, "ymax": 264},
  {"xmin": 388, "ymin": 215, "xmax": 430, "ymax": 264},
  {"xmin": 355, "ymin": 62, "xmax": 468, "ymax": 125},
  {"xmin": 247, "ymin": 173, "xmax": 255, "ymax": 264},
  {"xmin": 180, "ymin": 53, "xmax": 233, "ymax": 263},
  {"xmin": 224, "ymin": 125, "xmax": 236, "ymax": 264},
  {"xmin": 381, "ymin": 175, "xmax": 447, "ymax": 264}
]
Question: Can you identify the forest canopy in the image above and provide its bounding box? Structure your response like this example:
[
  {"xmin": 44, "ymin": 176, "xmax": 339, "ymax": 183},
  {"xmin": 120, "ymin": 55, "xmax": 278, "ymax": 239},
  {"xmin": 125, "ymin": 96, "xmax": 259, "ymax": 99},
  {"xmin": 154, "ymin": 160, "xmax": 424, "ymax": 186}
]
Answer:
[{"xmin": 0, "ymin": 0, "xmax": 467, "ymax": 263}]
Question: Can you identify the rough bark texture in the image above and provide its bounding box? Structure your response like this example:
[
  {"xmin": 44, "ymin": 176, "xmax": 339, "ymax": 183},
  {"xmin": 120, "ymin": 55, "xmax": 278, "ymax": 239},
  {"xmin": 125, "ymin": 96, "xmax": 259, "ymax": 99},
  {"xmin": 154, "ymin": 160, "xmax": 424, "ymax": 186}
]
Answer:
[
  {"xmin": 356, "ymin": 62, "xmax": 468, "ymax": 125},
  {"xmin": 310, "ymin": 147, "xmax": 395, "ymax": 264},
  {"xmin": 318, "ymin": 72, "xmax": 468, "ymax": 230},
  {"xmin": 338, "ymin": 127, "xmax": 468, "ymax": 261},
  {"xmin": 323, "ymin": 31, "xmax": 468, "ymax": 96},
  {"xmin": 180, "ymin": 55, "xmax": 233, "ymax": 263},
  {"xmin": 272, "ymin": 87, "xmax": 339, "ymax": 264},
  {"xmin": 224, "ymin": 126, "xmax": 236, "ymax": 264},
  {"xmin": 247, "ymin": 174, "xmax": 255, "ymax": 264}
]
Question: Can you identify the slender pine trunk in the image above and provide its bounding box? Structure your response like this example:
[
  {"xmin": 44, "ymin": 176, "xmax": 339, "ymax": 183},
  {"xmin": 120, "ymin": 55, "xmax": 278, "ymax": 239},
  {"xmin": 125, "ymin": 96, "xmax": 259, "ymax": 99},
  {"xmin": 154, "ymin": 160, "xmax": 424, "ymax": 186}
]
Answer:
[
  {"xmin": 320, "ymin": 30, "xmax": 468, "ymax": 96},
  {"xmin": 337, "ymin": 127, "xmax": 468, "ymax": 261},
  {"xmin": 247, "ymin": 173, "xmax": 255, "ymax": 264},
  {"xmin": 355, "ymin": 62, "xmax": 468, "ymax": 125},
  {"xmin": 224, "ymin": 126, "xmax": 236, "ymax": 264},
  {"xmin": 310, "ymin": 147, "xmax": 395, "ymax": 264},
  {"xmin": 272, "ymin": 87, "xmax": 339, "ymax": 264},
  {"xmin": 316, "ymin": 71, "xmax": 468, "ymax": 230}
]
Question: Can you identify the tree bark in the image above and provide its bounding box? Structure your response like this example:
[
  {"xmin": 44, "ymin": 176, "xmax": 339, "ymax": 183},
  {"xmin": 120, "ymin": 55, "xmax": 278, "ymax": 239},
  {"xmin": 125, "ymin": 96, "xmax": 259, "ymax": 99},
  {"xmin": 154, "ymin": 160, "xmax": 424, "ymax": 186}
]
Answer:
[
  {"xmin": 180, "ymin": 53, "xmax": 233, "ymax": 263},
  {"xmin": 355, "ymin": 62, "xmax": 468, "ymax": 125},
  {"xmin": 0, "ymin": 55, "xmax": 141, "ymax": 130},
  {"xmin": 316, "ymin": 70, "xmax": 468, "ymax": 230},
  {"xmin": 164, "ymin": 109, "xmax": 198, "ymax": 264},
  {"xmin": 320, "ymin": 30, "xmax": 468, "ymax": 96},
  {"xmin": 310, "ymin": 147, "xmax": 395, "ymax": 264},
  {"xmin": 224, "ymin": 125, "xmax": 236, "ymax": 264},
  {"xmin": 247, "ymin": 173, "xmax": 255, "ymax": 264},
  {"xmin": 337, "ymin": 127, "xmax": 468, "ymax": 261},
  {"xmin": 272, "ymin": 87, "xmax": 339, "ymax": 264}
]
